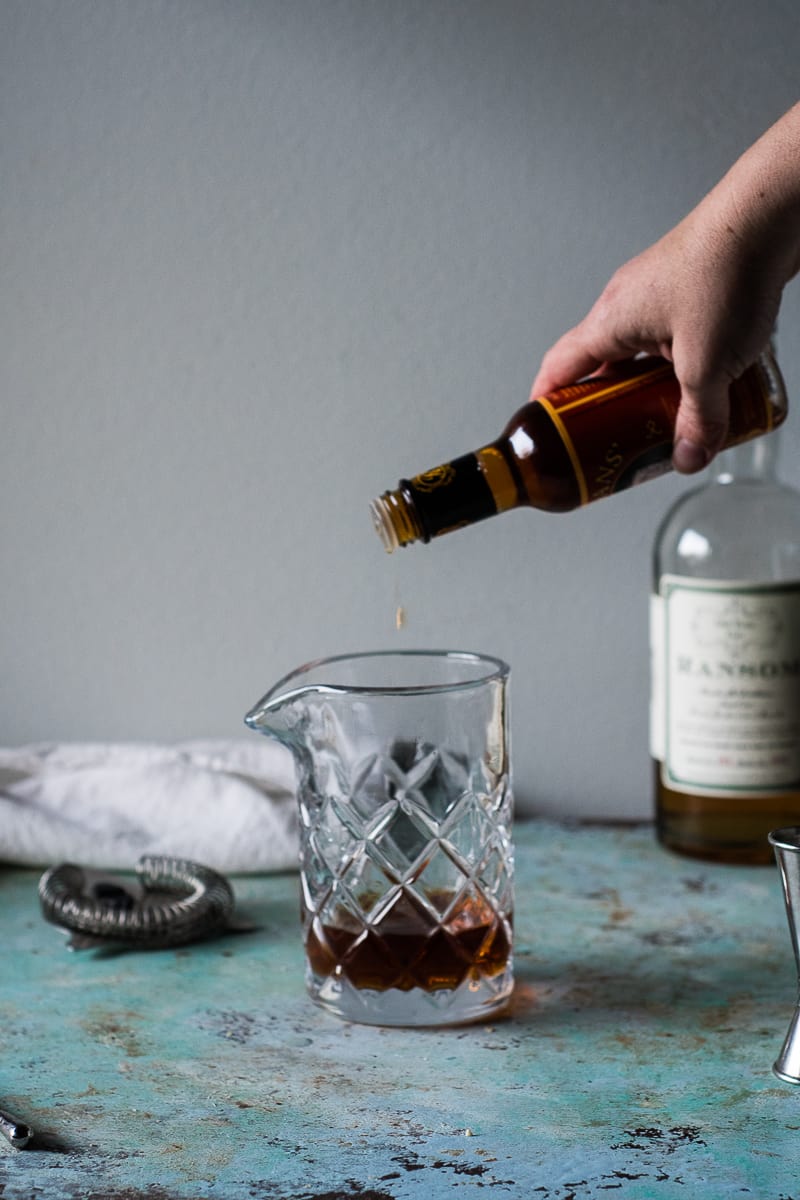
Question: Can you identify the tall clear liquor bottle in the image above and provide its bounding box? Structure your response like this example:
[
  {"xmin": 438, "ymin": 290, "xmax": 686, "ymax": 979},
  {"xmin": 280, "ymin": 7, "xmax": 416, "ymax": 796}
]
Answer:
[{"xmin": 651, "ymin": 433, "xmax": 800, "ymax": 863}]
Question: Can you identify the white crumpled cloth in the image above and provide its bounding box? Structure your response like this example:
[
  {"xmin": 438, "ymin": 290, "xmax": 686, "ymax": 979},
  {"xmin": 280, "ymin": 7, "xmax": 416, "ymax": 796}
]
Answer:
[{"xmin": 0, "ymin": 740, "xmax": 300, "ymax": 874}]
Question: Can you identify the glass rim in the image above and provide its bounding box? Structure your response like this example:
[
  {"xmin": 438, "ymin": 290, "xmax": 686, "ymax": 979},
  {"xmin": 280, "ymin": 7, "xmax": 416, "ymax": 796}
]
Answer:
[
  {"xmin": 259, "ymin": 648, "xmax": 509, "ymax": 702},
  {"xmin": 768, "ymin": 827, "xmax": 800, "ymax": 852}
]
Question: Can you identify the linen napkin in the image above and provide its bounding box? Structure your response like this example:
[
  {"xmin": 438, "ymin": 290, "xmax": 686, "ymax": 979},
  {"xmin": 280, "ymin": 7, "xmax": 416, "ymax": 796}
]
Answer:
[{"xmin": 0, "ymin": 739, "xmax": 299, "ymax": 873}]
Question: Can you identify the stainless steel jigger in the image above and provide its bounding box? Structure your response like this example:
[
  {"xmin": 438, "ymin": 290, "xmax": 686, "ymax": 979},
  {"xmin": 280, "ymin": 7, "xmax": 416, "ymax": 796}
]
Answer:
[{"xmin": 768, "ymin": 827, "xmax": 800, "ymax": 1084}]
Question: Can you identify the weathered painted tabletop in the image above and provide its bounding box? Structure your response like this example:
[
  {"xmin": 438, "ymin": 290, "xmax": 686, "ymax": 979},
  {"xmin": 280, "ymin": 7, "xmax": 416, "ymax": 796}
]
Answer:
[{"xmin": 2, "ymin": 819, "xmax": 799, "ymax": 1199}]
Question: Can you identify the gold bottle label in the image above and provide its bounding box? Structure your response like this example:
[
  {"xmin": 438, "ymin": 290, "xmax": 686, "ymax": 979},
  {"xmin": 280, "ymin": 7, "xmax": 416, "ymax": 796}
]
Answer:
[
  {"xmin": 536, "ymin": 360, "xmax": 774, "ymax": 505},
  {"xmin": 411, "ymin": 464, "xmax": 458, "ymax": 492},
  {"xmin": 404, "ymin": 453, "xmax": 498, "ymax": 540}
]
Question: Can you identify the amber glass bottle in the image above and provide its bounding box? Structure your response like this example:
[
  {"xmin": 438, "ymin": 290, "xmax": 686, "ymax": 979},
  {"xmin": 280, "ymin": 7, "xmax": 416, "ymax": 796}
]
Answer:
[{"xmin": 371, "ymin": 351, "xmax": 787, "ymax": 551}]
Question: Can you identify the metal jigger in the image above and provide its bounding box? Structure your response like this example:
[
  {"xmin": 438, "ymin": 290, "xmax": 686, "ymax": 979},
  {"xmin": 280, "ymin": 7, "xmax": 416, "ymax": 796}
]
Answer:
[{"xmin": 768, "ymin": 827, "xmax": 800, "ymax": 1084}]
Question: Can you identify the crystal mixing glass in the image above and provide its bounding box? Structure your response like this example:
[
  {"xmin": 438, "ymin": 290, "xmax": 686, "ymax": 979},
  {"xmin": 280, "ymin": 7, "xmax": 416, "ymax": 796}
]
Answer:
[{"xmin": 245, "ymin": 650, "xmax": 514, "ymax": 1026}]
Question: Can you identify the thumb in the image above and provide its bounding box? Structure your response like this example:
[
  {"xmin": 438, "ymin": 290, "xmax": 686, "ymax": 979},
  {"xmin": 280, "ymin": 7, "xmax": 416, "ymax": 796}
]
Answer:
[{"xmin": 672, "ymin": 378, "xmax": 730, "ymax": 474}]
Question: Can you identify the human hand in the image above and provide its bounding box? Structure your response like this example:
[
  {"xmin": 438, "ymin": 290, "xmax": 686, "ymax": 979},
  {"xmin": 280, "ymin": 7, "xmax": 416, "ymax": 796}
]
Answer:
[{"xmin": 531, "ymin": 105, "xmax": 800, "ymax": 473}]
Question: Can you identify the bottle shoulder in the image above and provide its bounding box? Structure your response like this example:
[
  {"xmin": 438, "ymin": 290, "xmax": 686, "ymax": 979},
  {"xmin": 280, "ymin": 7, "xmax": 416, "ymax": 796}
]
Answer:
[
  {"xmin": 657, "ymin": 477, "xmax": 800, "ymax": 526},
  {"xmin": 654, "ymin": 478, "xmax": 800, "ymax": 583}
]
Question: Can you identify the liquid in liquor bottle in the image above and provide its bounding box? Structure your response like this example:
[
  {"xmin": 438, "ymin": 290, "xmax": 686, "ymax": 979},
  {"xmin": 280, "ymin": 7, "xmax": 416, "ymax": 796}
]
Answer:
[
  {"xmin": 651, "ymin": 432, "xmax": 800, "ymax": 864},
  {"xmin": 371, "ymin": 351, "xmax": 787, "ymax": 551}
]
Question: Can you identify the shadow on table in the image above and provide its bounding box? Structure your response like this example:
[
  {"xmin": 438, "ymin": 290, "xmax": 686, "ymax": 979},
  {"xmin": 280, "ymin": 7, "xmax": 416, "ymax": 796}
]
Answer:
[{"xmin": 504, "ymin": 944, "xmax": 792, "ymax": 1033}]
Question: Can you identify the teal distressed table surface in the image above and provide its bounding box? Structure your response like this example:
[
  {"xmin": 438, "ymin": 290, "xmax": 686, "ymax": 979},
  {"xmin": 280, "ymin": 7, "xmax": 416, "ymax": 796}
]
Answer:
[{"xmin": 2, "ymin": 819, "xmax": 799, "ymax": 1199}]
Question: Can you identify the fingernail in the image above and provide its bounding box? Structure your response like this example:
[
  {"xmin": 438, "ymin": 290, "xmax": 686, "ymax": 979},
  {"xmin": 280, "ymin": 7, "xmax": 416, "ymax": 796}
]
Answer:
[{"xmin": 672, "ymin": 439, "xmax": 710, "ymax": 474}]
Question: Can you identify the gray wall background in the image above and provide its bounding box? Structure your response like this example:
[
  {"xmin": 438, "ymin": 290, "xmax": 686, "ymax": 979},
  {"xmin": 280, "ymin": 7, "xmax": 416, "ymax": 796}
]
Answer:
[{"xmin": 3, "ymin": 0, "xmax": 800, "ymax": 819}]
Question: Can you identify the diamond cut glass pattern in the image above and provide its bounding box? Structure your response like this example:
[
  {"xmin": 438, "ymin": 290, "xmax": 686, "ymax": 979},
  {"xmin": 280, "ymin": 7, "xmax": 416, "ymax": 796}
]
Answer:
[{"xmin": 245, "ymin": 650, "xmax": 513, "ymax": 1026}]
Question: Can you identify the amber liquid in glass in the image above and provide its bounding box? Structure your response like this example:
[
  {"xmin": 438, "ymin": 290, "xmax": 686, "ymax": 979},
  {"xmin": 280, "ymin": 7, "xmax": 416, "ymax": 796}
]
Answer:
[{"xmin": 306, "ymin": 888, "xmax": 512, "ymax": 993}]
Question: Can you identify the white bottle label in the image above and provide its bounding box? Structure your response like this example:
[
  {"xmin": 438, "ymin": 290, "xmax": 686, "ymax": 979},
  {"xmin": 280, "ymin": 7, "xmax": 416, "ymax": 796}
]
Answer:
[{"xmin": 651, "ymin": 576, "xmax": 800, "ymax": 797}]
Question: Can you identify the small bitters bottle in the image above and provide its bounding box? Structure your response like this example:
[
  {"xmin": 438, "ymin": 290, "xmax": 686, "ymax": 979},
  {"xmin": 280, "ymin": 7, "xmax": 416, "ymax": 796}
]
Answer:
[
  {"xmin": 371, "ymin": 350, "xmax": 787, "ymax": 551},
  {"xmin": 651, "ymin": 431, "xmax": 800, "ymax": 864}
]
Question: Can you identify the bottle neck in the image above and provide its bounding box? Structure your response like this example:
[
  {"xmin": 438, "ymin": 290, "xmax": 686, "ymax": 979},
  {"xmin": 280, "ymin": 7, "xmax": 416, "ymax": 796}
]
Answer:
[
  {"xmin": 711, "ymin": 431, "xmax": 780, "ymax": 484},
  {"xmin": 371, "ymin": 449, "xmax": 506, "ymax": 550}
]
